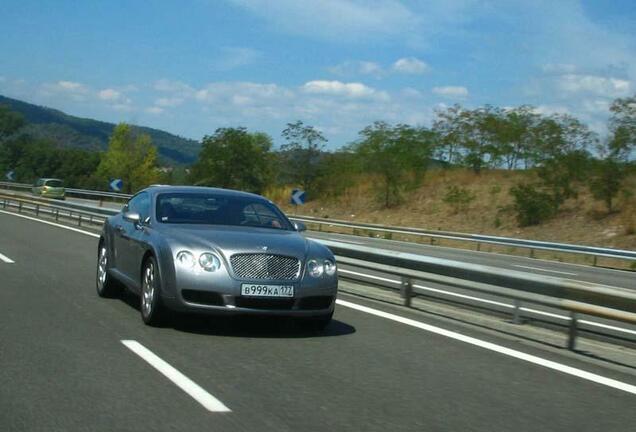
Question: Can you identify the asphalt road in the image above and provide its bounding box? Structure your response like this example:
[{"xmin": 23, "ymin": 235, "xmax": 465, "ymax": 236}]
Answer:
[
  {"xmin": 9, "ymin": 189, "xmax": 635, "ymax": 290},
  {"xmin": 1, "ymin": 211, "xmax": 636, "ymax": 431}
]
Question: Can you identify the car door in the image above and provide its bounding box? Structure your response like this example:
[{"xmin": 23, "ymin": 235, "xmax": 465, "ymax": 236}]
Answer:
[
  {"xmin": 114, "ymin": 192, "xmax": 148, "ymax": 285},
  {"xmin": 127, "ymin": 192, "xmax": 152, "ymax": 284}
]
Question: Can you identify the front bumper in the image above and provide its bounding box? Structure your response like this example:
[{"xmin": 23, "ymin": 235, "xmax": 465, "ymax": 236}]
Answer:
[{"xmin": 162, "ymin": 291, "xmax": 337, "ymax": 317}]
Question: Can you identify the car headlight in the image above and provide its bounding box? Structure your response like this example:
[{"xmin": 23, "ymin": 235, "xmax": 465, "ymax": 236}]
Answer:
[
  {"xmin": 323, "ymin": 259, "xmax": 337, "ymax": 276},
  {"xmin": 176, "ymin": 250, "xmax": 195, "ymax": 268},
  {"xmin": 199, "ymin": 252, "xmax": 221, "ymax": 272},
  {"xmin": 307, "ymin": 259, "xmax": 324, "ymax": 278}
]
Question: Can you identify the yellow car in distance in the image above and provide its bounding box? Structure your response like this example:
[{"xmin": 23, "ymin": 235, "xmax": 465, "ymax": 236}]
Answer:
[{"xmin": 32, "ymin": 178, "xmax": 66, "ymax": 200}]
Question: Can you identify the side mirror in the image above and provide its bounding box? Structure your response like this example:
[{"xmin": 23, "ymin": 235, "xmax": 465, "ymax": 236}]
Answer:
[
  {"xmin": 123, "ymin": 212, "xmax": 141, "ymax": 224},
  {"xmin": 293, "ymin": 221, "xmax": 307, "ymax": 232}
]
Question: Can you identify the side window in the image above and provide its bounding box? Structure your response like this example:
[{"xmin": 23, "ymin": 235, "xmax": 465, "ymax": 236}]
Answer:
[
  {"xmin": 241, "ymin": 203, "xmax": 283, "ymax": 228},
  {"xmin": 126, "ymin": 192, "xmax": 150, "ymax": 221}
]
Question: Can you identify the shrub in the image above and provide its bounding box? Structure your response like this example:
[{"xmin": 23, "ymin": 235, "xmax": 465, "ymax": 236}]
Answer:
[
  {"xmin": 442, "ymin": 185, "xmax": 475, "ymax": 214},
  {"xmin": 510, "ymin": 183, "xmax": 556, "ymax": 227}
]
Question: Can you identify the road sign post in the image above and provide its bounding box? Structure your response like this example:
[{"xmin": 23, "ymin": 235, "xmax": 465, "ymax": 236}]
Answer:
[
  {"xmin": 290, "ymin": 189, "xmax": 305, "ymax": 207},
  {"xmin": 109, "ymin": 179, "xmax": 123, "ymax": 192}
]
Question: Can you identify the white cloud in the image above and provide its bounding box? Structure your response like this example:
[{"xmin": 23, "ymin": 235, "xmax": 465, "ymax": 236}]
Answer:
[
  {"xmin": 145, "ymin": 106, "xmax": 164, "ymax": 115},
  {"xmin": 56, "ymin": 80, "xmax": 87, "ymax": 92},
  {"xmin": 302, "ymin": 80, "xmax": 387, "ymax": 100},
  {"xmin": 216, "ymin": 47, "xmax": 262, "ymax": 70},
  {"xmin": 556, "ymin": 74, "xmax": 631, "ymax": 98},
  {"xmin": 156, "ymin": 97, "xmax": 184, "ymax": 107},
  {"xmin": 98, "ymin": 88, "xmax": 121, "ymax": 101},
  {"xmin": 153, "ymin": 79, "xmax": 194, "ymax": 94},
  {"xmin": 541, "ymin": 63, "xmax": 577, "ymax": 74},
  {"xmin": 227, "ymin": 0, "xmax": 419, "ymax": 42},
  {"xmin": 532, "ymin": 105, "xmax": 570, "ymax": 116},
  {"xmin": 195, "ymin": 82, "xmax": 293, "ymax": 104},
  {"xmin": 328, "ymin": 61, "xmax": 383, "ymax": 77},
  {"xmin": 40, "ymin": 80, "xmax": 90, "ymax": 102},
  {"xmin": 392, "ymin": 57, "xmax": 429, "ymax": 74},
  {"xmin": 432, "ymin": 86, "xmax": 468, "ymax": 98}
]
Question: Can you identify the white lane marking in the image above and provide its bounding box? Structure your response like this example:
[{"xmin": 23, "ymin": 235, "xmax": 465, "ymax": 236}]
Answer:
[
  {"xmin": 335, "ymin": 299, "xmax": 636, "ymax": 395},
  {"xmin": 121, "ymin": 340, "xmax": 231, "ymax": 413},
  {"xmin": 513, "ymin": 265, "xmax": 577, "ymax": 276},
  {"xmin": 0, "ymin": 209, "xmax": 100, "ymax": 238},
  {"xmin": 0, "ymin": 252, "xmax": 15, "ymax": 263},
  {"xmin": 339, "ymin": 268, "xmax": 636, "ymax": 336},
  {"xmin": 6, "ymin": 207, "xmax": 635, "ymax": 392}
]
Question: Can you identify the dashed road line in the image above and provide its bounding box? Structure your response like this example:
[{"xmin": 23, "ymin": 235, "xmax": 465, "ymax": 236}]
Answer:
[
  {"xmin": 121, "ymin": 340, "xmax": 231, "ymax": 413},
  {"xmin": 336, "ymin": 299, "xmax": 636, "ymax": 395},
  {"xmin": 0, "ymin": 251, "xmax": 14, "ymax": 263}
]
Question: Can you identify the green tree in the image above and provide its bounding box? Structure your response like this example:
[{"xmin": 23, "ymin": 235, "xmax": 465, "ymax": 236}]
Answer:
[
  {"xmin": 352, "ymin": 122, "xmax": 436, "ymax": 208},
  {"xmin": 280, "ymin": 120, "xmax": 327, "ymax": 196},
  {"xmin": 499, "ymin": 106, "xmax": 538, "ymax": 169},
  {"xmin": 586, "ymin": 96, "xmax": 636, "ymax": 213},
  {"xmin": 608, "ymin": 94, "xmax": 636, "ymax": 159},
  {"xmin": 313, "ymin": 150, "xmax": 362, "ymax": 200},
  {"xmin": 433, "ymin": 104, "xmax": 463, "ymax": 165},
  {"xmin": 443, "ymin": 185, "xmax": 475, "ymax": 214},
  {"xmin": 95, "ymin": 123, "xmax": 160, "ymax": 193},
  {"xmin": 589, "ymin": 157, "xmax": 624, "ymax": 213},
  {"xmin": 189, "ymin": 127, "xmax": 273, "ymax": 194},
  {"xmin": 0, "ymin": 105, "xmax": 25, "ymax": 141},
  {"xmin": 510, "ymin": 183, "xmax": 556, "ymax": 227}
]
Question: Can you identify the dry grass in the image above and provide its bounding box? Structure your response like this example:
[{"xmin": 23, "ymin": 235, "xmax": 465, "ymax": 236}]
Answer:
[{"xmin": 267, "ymin": 169, "xmax": 636, "ymax": 251}]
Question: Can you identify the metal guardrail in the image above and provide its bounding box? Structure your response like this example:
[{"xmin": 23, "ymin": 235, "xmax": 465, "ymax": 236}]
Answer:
[
  {"xmin": 292, "ymin": 214, "xmax": 636, "ymax": 263},
  {"xmin": 2, "ymin": 181, "xmax": 635, "ymax": 266},
  {"xmin": 1, "ymin": 191, "xmax": 634, "ymax": 348},
  {"xmin": 0, "ymin": 193, "xmax": 110, "ymax": 228},
  {"xmin": 318, "ymin": 239, "xmax": 636, "ymax": 349}
]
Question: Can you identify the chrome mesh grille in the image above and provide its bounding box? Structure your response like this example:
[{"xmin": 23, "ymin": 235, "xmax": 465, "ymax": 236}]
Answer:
[{"xmin": 230, "ymin": 254, "xmax": 300, "ymax": 280}]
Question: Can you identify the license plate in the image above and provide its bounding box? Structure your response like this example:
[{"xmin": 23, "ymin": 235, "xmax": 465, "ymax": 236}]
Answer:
[{"xmin": 241, "ymin": 284, "xmax": 294, "ymax": 297}]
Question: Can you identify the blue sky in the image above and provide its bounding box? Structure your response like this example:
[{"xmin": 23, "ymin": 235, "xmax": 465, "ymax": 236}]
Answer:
[{"xmin": 1, "ymin": 0, "xmax": 635, "ymax": 149}]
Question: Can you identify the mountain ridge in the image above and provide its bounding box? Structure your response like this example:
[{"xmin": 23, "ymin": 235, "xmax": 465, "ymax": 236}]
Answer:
[{"xmin": 0, "ymin": 95, "xmax": 200, "ymax": 164}]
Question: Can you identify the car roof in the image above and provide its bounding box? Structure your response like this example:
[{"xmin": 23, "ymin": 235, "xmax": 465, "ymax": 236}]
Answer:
[{"xmin": 141, "ymin": 185, "xmax": 267, "ymax": 201}]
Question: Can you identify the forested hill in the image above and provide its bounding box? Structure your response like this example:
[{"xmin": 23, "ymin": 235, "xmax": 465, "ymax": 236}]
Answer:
[{"xmin": 0, "ymin": 95, "xmax": 200, "ymax": 164}]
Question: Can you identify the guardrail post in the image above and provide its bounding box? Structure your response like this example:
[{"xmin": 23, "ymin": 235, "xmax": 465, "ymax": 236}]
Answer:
[
  {"xmin": 55, "ymin": 209, "xmax": 59, "ymax": 221},
  {"xmin": 512, "ymin": 300, "xmax": 523, "ymax": 324},
  {"xmin": 400, "ymin": 276, "xmax": 413, "ymax": 308},
  {"xmin": 592, "ymin": 255, "xmax": 598, "ymax": 266},
  {"xmin": 99, "ymin": 197, "xmax": 104, "ymax": 207},
  {"xmin": 78, "ymin": 214, "xmax": 83, "ymax": 226},
  {"xmin": 35, "ymin": 204, "xmax": 39, "ymax": 216},
  {"xmin": 476, "ymin": 242, "xmax": 481, "ymax": 252},
  {"xmin": 18, "ymin": 202, "xmax": 22, "ymax": 213},
  {"xmin": 567, "ymin": 312, "xmax": 578, "ymax": 351},
  {"xmin": 529, "ymin": 248, "xmax": 535, "ymax": 259}
]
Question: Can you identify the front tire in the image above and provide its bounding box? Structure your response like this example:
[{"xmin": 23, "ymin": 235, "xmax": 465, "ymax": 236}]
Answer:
[
  {"xmin": 140, "ymin": 256, "xmax": 168, "ymax": 326},
  {"xmin": 96, "ymin": 243, "xmax": 121, "ymax": 298}
]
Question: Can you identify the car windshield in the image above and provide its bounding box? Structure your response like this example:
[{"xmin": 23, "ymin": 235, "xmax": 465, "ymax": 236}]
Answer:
[
  {"xmin": 45, "ymin": 180, "xmax": 63, "ymax": 187},
  {"xmin": 156, "ymin": 192, "xmax": 293, "ymax": 230}
]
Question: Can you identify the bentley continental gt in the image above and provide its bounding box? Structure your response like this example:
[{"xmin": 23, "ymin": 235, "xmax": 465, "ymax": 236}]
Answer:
[{"xmin": 96, "ymin": 186, "xmax": 337, "ymax": 329}]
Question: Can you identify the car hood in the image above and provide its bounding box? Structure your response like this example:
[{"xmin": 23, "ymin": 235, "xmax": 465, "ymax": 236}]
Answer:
[{"xmin": 159, "ymin": 224, "xmax": 310, "ymax": 260}]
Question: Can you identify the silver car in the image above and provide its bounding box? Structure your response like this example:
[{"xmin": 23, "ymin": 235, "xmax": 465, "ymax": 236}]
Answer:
[{"xmin": 96, "ymin": 186, "xmax": 337, "ymax": 329}]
